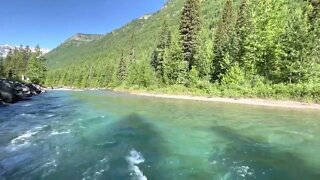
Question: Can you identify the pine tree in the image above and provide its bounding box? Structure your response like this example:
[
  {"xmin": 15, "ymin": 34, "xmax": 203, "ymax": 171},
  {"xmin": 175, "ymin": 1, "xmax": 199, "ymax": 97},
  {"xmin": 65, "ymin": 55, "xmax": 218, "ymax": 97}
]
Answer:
[
  {"xmin": 306, "ymin": 0, "xmax": 320, "ymax": 83},
  {"xmin": 117, "ymin": 50, "xmax": 127, "ymax": 82},
  {"xmin": 212, "ymin": 0, "xmax": 235, "ymax": 82},
  {"xmin": 23, "ymin": 45, "xmax": 32, "ymax": 68},
  {"xmin": 129, "ymin": 35, "xmax": 136, "ymax": 65},
  {"xmin": 26, "ymin": 45, "xmax": 47, "ymax": 84},
  {"xmin": 233, "ymin": 0, "xmax": 250, "ymax": 68},
  {"xmin": 307, "ymin": 0, "xmax": 320, "ymax": 26},
  {"xmin": 163, "ymin": 34, "xmax": 187, "ymax": 85},
  {"xmin": 179, "ymin": 0, "xmax": 201, "ymax": 71},
  {"xmin": 194, "ymin": 27, "xmax": 213, "ymax": 79},
  {"xmin": 3, "ymin": 48, "xmax": 20, "ymax": 78},
  {"xmin": 0, "ymin": 57, "xmax": 4, "ymax": 77},
  {"xmin": 151, "ymin": 21, "xmax": 171, "ymax": 80}
]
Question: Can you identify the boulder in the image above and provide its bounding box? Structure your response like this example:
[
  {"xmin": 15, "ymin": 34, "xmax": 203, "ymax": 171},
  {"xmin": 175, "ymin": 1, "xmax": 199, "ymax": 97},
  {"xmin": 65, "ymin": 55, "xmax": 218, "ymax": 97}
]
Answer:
[
  {"xmin": 0, "ymin": 79, "xmax": 18, "ymax": 103},
  {"xmin": 25, "ymin": 83, "xmax": 42, "ymax": 95},
  {"xmin": 0, "ymin": 79, "xmax": 43, "ymax": 104}
]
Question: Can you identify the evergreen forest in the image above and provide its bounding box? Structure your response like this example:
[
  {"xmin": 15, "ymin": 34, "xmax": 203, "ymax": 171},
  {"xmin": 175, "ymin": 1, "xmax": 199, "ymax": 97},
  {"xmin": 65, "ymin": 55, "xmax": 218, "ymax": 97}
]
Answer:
[{"xmin": 44, "ymin": 0, "xmax": 320, "ymax": 102}]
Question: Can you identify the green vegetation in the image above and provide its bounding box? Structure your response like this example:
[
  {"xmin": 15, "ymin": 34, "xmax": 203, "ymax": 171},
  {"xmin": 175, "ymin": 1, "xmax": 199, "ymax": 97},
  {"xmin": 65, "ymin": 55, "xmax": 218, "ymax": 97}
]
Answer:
[
  {"xmin": 45, "ymin": 0, "xmax": 320, "ymax": 103},
  {"xmin": 0, "ymin": 45, "xmax": 47, "ymax": 84}
]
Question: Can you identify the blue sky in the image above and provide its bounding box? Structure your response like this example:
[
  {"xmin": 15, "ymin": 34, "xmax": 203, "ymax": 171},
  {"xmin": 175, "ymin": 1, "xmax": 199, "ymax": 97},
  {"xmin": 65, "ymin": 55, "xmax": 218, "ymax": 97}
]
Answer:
[{"xmin": 0, "ymin": 0, "xmax": 166, "ymax": 49}]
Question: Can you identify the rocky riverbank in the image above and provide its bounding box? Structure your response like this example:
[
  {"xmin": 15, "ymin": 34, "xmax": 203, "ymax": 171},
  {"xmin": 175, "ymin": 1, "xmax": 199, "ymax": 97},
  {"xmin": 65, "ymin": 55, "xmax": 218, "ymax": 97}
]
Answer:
[{"xmin": 0, "ymin": 78, "xmax": 45, "ymax": 104}]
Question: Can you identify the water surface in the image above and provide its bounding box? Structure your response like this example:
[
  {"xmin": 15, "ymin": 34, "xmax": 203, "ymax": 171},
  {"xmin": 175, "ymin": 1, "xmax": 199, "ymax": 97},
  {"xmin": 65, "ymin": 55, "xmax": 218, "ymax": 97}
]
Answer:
[{"xmin": 1, "ymin": 90, "xmax": 320, "ymax": 180}]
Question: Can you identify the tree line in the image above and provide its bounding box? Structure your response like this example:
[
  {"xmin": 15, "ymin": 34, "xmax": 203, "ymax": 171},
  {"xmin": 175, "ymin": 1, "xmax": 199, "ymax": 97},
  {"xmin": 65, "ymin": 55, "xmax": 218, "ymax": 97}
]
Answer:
[
  {"xmin": 46, "ymin": 0, "xmax": 320, "ymax": 101},
  {"xmin": 0, "ymin": 45, "xmax": 47, "ymax": 84},
  {"xmin": 150, "ymin": 0, "xmax": 320, "ymax": 85}
]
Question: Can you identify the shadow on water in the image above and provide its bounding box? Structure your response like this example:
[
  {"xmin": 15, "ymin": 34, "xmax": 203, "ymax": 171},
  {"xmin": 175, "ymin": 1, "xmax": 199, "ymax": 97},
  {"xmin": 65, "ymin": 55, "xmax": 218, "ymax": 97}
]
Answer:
[
  {"xmin": 106, "ymin": 114, "xmax": 168, "ymax": 180},
  {"xmin": 210, "ymin": 126, "xmax": 320, "ymax": 180},
  {"xmin": 47, "ymin": 114, "xmax": 167, "ymax": 180}
]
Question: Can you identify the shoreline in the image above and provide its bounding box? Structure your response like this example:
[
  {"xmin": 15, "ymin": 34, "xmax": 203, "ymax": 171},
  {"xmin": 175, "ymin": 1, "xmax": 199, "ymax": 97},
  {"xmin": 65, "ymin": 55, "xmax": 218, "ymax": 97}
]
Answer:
[
  {"xmin": 129, "ymin": 92, "xmax": 320, "ymax": 110},
  {"xmin": 48, "ymin": 87, "xmax": 320, "ymax": 110}
]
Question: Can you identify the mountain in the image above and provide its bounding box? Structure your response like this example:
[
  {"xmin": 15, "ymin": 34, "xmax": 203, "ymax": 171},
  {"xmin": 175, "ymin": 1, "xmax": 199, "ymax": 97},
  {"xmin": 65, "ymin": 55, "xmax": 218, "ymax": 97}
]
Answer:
[
  {"xmin": 45, "ymin": 0, "xmax": 223, "ymax": 68},
  {"xmin": 0, "ymin": 45, "xmax": 13, "ymax": 58},
  {"xmin": 0, "ymin": 44, "xmax": 51, "ymax": 57},
  {"xmin": 64, "ymin": 33, "xmax": 104, "ymax": 46}
]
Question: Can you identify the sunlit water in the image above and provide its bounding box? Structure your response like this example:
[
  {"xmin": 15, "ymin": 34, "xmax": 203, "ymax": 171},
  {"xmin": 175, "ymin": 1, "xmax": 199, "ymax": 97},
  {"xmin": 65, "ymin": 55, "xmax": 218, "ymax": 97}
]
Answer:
[{"xmin": 0, "ymin": 90, "xmax": 320, "ymax": 180}]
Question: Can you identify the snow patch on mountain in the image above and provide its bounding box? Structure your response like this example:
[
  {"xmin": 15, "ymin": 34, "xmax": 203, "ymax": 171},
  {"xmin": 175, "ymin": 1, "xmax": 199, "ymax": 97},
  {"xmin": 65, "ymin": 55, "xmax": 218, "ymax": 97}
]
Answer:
[{"xmin": 0, "ymin": 44, "xmax": 51, "ymax": 58}]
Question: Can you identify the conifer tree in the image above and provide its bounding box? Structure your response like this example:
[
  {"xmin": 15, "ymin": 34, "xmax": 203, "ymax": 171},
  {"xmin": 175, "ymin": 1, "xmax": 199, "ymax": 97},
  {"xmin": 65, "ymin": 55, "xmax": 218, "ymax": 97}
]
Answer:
[
  {"xmin": 307, "ymin": 0, "xmax": 320, "ymax": 26},
  {"xmin": 306, "ymin": 0, "xmax": 320, "ymax": 83},
  {"xmin": 151, "ymin": 21, "xmax": 171, "ymax": 80},
  {"xmin": 26, "ymin": 45, "xmax": 47, "ymax": 84},
  {"xmin": 129, "ymin": 35, "xmax": 136, "ymax": 65},
  {"xmin": 233, "ymin": 0, "xmax": 250, "ymax": 67},
  {"xmin": 194, "ymin": 27, "xmax": 213, "ymax": 79},
  {"xmin": 179, "ymin": 0, "xmax": 201, "ymax": 71},
  {"xmin": 163, "ymin": 33, "xmax": 187, "ymax": 85},
  {"xmin": 212, "ymin": 0, "xmax": 235, "ymax": 82},
  {"xmin": 3, "ymin": 49, "xmax": 18, "ymax": 78},
  {"xmin": 0, "ymin": 57, "xmax": 4, "ymax": 77},
  {"xmin": 117, "ymin": 50, "xmax": 127, "ymax": 82}
]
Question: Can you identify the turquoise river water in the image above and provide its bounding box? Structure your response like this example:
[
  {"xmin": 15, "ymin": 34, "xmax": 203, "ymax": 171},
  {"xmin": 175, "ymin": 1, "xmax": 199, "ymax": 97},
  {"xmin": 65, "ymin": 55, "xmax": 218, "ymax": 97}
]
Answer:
[{"xmin": 0, "ymin": 90, "xmax": 320, "ymax": 180}]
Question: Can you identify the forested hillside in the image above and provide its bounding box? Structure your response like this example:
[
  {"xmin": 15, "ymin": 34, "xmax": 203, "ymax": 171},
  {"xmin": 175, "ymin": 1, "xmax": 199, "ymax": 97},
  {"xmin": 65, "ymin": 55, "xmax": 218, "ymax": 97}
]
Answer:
[{"xmin": 45, "ymin": 0, "xmax": 320, "ymax": 102}]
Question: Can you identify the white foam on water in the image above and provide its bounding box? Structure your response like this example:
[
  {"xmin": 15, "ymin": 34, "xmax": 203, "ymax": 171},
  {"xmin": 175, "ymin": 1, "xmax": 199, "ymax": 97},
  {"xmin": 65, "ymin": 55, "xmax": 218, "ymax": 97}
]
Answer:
[
  {"xmin": 81, "ymin": 156, "xmax": 110, "ymax": 180},
  {"xmin": 232, "ymin": 165, "xmax": 254, "ymax": 178},
  {"xmin": 45, "ymin": 114, "xmax": 55, "ymax": 118},
  {"xmin": 44, "ymin": 160, "xmax": 57, "ymax": 168},
  {"xmin": 41, "ymin": 159, "xmax": 58, "ymax": 178},
  {"xmin": 94, "ymin": 169, "xmax": 106, "ymax": 176},
  {"xmin": 19, "ymin": 113, "xmax": 36, "ymax": 118},
  {"xmin": 49, "ymin": 130, "xmax": 71, "ymax": 136},
  {"xmin": 8, "ymin": 125, "xmax": 47, "ymax": 151},
  {"xmin": 126, "ymin": 149, "xmax": 147, "ymax": 180}
]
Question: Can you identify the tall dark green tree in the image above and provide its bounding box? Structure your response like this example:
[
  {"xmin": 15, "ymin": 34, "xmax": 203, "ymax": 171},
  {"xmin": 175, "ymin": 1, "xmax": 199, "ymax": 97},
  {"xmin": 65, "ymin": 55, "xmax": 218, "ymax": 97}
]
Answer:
[
  {"xmin": 3, "ymin": 48, "xmax": 21, "ymax": 78},
  {"xmin": 212, "ymin": 0, "xmax": 235, "ymax": 82},
  {"xmin": 179, "ymin": 0, "xmax": 201, "ymax": 71},
  {"xmin": 0, "ymin": 57, "xmax": 4, "ymax": 77},
  {"xmin": 306, "ymin": 0, "xmax": 320, "ymax": 83},
  {"xmin": 307, "ymin": 0, "xmax": 320, "ymax": 26},
  {"xmin": 194, "ymin": 26, "xmax": 213, "ymax": 79},
  {"xmin": 233, "ymin": 0, "xmax": 250, "ymax": 68},
  {"xmin": 163, "ymin": 33, "xmax": 188, "ymax": 85},
  {"xmin": 151, "ymin": 20, "xmax": 171, "ymax": 80},
  {"xmin": 117, "ymin": 50, "xmax": 127, "ymax": 82},
  {"xmin": 129, "ymin": 35, "xmax": 136, "ymax": 65}
]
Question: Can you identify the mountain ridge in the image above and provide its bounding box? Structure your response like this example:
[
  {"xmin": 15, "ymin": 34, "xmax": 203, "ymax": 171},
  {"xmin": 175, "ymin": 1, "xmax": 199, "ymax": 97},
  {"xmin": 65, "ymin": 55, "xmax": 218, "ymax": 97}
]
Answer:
[
  {"xmin": 65, "ymin": 33, "xmax": 104, "ymax": 44},
  {"xmin": 45, "ymin": 0, "xmax": 193, "ymax": 68}
]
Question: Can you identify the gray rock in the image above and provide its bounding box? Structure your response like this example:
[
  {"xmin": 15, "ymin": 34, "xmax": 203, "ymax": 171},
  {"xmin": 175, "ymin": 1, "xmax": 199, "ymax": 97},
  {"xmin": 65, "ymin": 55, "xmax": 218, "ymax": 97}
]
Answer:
[{"xmin": 0, "ymin": 79, "xmax": 44, "ymax": 104}]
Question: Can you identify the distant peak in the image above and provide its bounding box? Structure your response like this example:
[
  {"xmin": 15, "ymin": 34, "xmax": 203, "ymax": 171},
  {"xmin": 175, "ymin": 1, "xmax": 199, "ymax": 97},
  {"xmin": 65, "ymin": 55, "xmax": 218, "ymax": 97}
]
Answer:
[
  {"xmin": 66, "ymin": 33, "xmax": 104, "ymax": 43},
  {"xmin": 139, "ymin": 14, "xmax": 152, "ymax": 20}
]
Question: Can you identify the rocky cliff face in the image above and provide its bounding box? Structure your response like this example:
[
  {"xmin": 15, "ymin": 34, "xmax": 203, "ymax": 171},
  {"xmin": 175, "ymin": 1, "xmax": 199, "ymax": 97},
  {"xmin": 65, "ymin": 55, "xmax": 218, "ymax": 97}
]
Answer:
[{"xmin": 66, "ymin": 33, "xmax": 103, "ymax": 43}]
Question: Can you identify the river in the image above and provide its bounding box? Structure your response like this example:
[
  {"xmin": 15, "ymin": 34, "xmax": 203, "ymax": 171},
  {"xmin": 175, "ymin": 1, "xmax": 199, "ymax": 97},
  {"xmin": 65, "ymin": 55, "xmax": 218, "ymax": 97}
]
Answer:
[{"xmin": 1, "ymin": 90, "xmax": 320, "ymax": 179}]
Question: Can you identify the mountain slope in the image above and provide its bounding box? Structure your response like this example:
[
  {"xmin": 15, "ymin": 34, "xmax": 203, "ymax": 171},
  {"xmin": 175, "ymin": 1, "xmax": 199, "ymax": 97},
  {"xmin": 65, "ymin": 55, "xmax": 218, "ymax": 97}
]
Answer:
[{"xmin": 45, "ymin": 0, "xmax": 224, "ymax": 68}]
